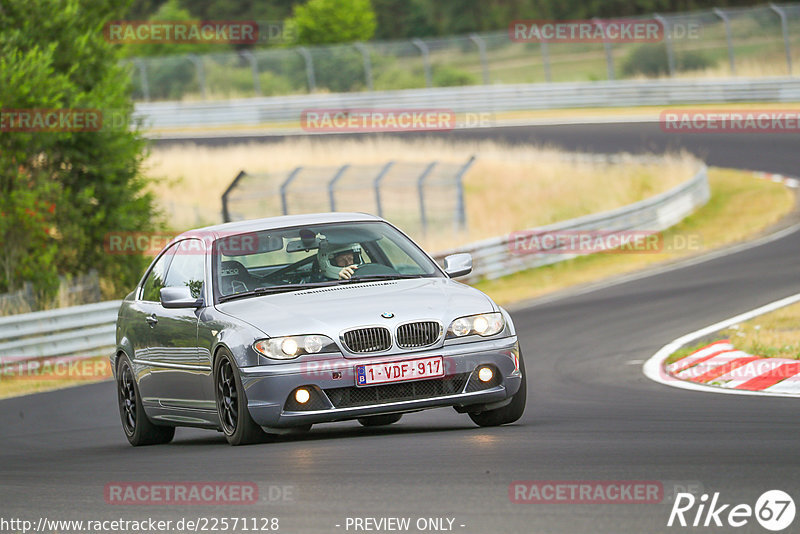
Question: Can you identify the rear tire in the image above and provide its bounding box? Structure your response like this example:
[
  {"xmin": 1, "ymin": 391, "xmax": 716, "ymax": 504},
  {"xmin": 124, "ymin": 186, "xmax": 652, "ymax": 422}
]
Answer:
[
  {"xmin": 117, "ymin": 355, "xmax": 175, "ymax": 446},
  {"xmin": 358, "ymin": 413, "xmax": 402, "ymax": 427},
  {"xmin": 468, "ymin": 352, "xmax": 526, "ymax": 427},
  {"xmin": 215, "ymin": 349, "xmax": 266, "ymax": 446}
]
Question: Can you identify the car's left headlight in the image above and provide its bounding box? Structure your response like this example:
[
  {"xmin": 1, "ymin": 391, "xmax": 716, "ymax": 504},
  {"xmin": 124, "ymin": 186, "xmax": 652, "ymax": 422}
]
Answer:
[
  {"xmin": 254, "ymin": 335, "xmax": 337, "ymax": 360},
  {"xmin": 446, "ymin": 312, "xmax": 505, "ymax": 338}
]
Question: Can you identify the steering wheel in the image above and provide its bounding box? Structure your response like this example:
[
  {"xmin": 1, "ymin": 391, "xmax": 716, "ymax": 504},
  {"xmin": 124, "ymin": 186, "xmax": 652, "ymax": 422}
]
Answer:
[
  {"xmin": 260, "ymin": 256, "xmax": 317, "ymax": 284},
  {"xmin": 350, "ymin": 263, "xmax": 399, "ymax": 278}
]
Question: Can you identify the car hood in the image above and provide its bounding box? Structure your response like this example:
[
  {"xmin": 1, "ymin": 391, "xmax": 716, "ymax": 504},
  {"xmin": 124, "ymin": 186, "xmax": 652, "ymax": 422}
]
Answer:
[{"xmin": 215, "ymin": 277, "xmax": 495, "ymax": 339}]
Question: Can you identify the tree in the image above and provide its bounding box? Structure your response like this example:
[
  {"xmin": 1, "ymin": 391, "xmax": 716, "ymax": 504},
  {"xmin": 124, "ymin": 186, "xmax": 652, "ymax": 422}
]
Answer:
[
  {"xmin": 292, "ymin": 0, "xmax": 376, "ymax": 46},
  {"xmin": 0, "ymin": 0, "xmax": 159, "ymax": 304}
]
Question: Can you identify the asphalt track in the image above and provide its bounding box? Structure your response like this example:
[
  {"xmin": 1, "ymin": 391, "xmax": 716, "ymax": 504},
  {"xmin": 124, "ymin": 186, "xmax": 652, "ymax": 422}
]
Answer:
[{"xmin": 2, "ymin": 122, "xmax": 800, "ymax": 534}]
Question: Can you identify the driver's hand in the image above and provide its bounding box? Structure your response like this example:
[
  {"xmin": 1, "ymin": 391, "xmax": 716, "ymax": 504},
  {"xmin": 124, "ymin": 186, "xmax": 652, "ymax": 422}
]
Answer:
[{"xmin": 338, "ymin": 264, "xmax": 359, "ymax": 280}]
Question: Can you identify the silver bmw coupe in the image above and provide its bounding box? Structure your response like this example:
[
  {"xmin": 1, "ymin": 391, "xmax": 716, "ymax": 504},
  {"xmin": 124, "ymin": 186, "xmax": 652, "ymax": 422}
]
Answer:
[{"xmin": 113, "ymin": 213, "xmax": 525, "ymax": 446}]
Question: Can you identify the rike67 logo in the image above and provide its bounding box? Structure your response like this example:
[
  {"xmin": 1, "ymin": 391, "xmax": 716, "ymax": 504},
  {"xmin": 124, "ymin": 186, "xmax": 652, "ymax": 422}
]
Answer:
[{"xmin": 668, "ymin": 490, "xmax": 795, "ymax": 531}]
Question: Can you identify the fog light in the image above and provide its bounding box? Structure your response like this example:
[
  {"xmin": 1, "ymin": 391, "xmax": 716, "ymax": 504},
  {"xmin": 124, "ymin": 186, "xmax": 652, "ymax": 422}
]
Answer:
[
  {"xmin": 478, "ymin": 367, "xmax": 494, "ymax": 382},
  {"xmin": 295, "ymin": 388, "xmax": 311, "ymax": 404}
]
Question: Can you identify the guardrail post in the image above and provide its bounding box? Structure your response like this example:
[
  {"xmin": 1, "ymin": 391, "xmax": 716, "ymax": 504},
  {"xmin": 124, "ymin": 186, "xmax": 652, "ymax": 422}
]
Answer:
[
  {"xmin": 327, "ymin": 164, "xmax": 350, "ymax": 212},
  {"xmin": 469, "ymin": 34, "xmax": 490, "ymax": 84},
  {"xmin": 417, "ymin": 162, "xmax": 437, "ymax": 233},
  {"xmin": 354, "ymin": 43, "xmax": 374, "ymax": 90},
  {"xmin": 280, "ymin": 167, "xmax": 303, "ymax": 216},
  {"xmin": 593, "ymin": 18, "xmax": 615, "ymax": 80},
  {"xmin": 373, "ymin": 161, "xmax": 394, "ymax": 217},
  {"xmin": 540, "ymin": 40, "xmax": 552, "ymax": 82},
  {"xmin": 770, "ymin": 3, "xmax": 793, "ymax": 75},
  {"xmin": 221, "ymin": 170, "xmax": 248, "ymax": 222},
  {"xmin": 187, "ymin": 54, "xmax": 207, "ymax": 99},
  {"xmin": 412, "ymin": 38, "xmax": 433, "ymax": 88},
  {"xmin": 241, "ymin": 50, "xmax": 261, "ymax": 96},
  {"xmin": 713, "ymin": 8, "xmax": 736, "ymax": 76},
  {"xmin": 654, "ymin": 14, "xmax": 676, "ymax": 77},
  {"xmin": 134, "ymin": 59, "xmax": 150, "ymax": 101},
  {"xmin": 454, "ymin": 156, "xmax": 475, "ymax": 231},
  {"xmin": 297, "ymin": 47, "xmax": 316, "ymax": 92}
]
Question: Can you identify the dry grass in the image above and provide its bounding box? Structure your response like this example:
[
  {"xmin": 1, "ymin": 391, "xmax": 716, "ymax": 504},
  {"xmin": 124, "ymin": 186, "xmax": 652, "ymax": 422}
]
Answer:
[
  {"xmin": 145, "ymin": 138, "xmax": 698, "ymax": 252},
  {"xmin": 721, "ymin": 301, "xmax": 800, "ymax": 360}
]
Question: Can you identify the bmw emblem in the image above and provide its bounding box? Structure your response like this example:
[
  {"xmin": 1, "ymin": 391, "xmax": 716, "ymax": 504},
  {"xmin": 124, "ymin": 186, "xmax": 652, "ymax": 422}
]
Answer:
[{"xmin": 381, "ymin": 312, "xmax": 394, "ymax": 319}]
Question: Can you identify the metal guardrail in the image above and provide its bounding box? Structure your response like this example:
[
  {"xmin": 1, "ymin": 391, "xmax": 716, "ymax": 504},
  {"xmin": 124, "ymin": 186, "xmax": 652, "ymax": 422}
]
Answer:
[
  {"xmin": 0, "ymin": 301, "xmax": 121, "ymax": 365},
  {"xmin": 432, "ymin": 164, "xmax": 710, "ymax": 284},
  {"xmin": 135, "ymin": 78, "xmax": 800, "ymax": 131},
  {"xmin": 0, "ymin": 163, "xmax": 708, "ymax": 367}
]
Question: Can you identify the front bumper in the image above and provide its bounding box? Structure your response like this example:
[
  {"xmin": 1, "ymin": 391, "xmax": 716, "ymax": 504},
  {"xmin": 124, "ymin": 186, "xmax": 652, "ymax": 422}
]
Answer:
[{"xmin": 239, "ymin": 337, "xmax": 521, "ymax": 428}]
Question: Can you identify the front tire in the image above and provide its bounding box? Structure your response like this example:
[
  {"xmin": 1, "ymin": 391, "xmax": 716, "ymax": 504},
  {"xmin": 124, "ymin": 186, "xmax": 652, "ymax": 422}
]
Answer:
[
  {"xmin": 117, "ymin": 355, "xmax": 175, "ymax": 446},
  {"xmin": 468, "ymin": 353, "xmax": 527, "ymax": 427},
  {"xmin": 215, "ymin": 349, "xmax": 265, "ymax": 446},
  {"xmin": 358, "ymin": 413, "xmax": 402, "ymax": 427}
]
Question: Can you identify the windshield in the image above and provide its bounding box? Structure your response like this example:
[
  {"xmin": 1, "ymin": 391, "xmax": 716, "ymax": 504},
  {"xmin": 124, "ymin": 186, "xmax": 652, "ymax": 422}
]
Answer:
[{"xmin": 212, "ymin": 221, "xmax": 442, "ymax": 302}]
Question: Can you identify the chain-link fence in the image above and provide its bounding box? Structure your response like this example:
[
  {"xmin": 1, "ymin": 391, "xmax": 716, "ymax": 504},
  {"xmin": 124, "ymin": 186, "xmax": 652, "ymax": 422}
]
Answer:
[
  {"xmin": 124, "ymin": 3, "xmax": 800, "ymax": 102},
  {"xmin": 221, "ymin": 158, "xmax": 474, "ymax": 237}
]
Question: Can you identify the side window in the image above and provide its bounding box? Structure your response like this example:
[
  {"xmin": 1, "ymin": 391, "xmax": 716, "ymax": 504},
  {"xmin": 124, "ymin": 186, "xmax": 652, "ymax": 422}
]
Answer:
[
  {"xmin": 141, "ymin": 246, "xmax": 177, "ymax": 302},
  {"xmin": 164, "ymin": 239, "xmax": 205, "ymax": 299}
]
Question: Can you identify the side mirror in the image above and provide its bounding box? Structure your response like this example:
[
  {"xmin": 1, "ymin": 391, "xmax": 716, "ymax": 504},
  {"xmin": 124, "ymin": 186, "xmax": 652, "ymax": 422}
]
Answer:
[
  {"xmin": 443, "ymin": 253, "xmax": 473, "ymax": 278},
  {"xmin": 160, "ymin": 287, "xmax": 203, "ymax": 309}
]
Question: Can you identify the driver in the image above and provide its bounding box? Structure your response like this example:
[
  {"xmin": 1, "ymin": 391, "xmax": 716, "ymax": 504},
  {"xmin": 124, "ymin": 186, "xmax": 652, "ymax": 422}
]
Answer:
[{"xmin": 317, "ymin": 240, "xmax": 363, "ymax": 280}]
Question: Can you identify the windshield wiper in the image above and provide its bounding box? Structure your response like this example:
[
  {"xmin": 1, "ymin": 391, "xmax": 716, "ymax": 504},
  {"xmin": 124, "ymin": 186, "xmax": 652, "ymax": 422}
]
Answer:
[
  {"xmin": 218, "ymin": 282, "xmax": 337, "ymax": 302},
  {"xmin": 336, "ymin": 274, "xmax": 428, "ymax": 284}
]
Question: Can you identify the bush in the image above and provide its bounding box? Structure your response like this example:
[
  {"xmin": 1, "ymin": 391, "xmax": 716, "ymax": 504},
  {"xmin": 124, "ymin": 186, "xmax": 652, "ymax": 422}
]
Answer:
[
  {"xmin": 0, "ymin": 0, "xmax": 159, "ymax": 304},
  {"xmin": 433, "ymin": 65, "xmax": 478, "ymax": 87}
]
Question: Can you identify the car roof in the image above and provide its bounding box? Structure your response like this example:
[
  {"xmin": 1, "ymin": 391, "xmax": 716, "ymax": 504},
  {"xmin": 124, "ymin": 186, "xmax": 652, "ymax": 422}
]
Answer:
[{"xmin": 177, "ymin": 212, "xmax": 384, "ymax": 240}]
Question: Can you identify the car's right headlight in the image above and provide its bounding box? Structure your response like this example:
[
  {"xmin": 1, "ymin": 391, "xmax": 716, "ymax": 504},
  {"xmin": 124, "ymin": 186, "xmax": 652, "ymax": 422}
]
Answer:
[
  {"xmin": 253, "ymin": 335, "xmax": 337, "ymax": 360},
  {"xmin": 446, "ymin": 312, "xmax": 505, "ymax": 338}
]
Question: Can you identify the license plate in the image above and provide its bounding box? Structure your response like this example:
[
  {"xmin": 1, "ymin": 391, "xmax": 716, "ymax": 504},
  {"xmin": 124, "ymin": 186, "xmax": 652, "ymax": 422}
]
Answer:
[{"xmin": 356, "ymin": 356, "xmax": 444, "ymax": 387}]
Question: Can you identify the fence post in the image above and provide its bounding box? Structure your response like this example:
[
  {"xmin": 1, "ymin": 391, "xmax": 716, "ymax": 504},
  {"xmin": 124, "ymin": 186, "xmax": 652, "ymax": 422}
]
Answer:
[
  {"xmin": 373, "ymin": 161, "xmax": 395, "ymax": 218},
  {"xmin": 280, "ymin": 167, "xmax": 303, "ymax": 216},
  {"xmin": 540, "ymin": 40, "xmax": 552, "ymax": 82},
  {"xmin": 713, "ymin": 8, "xmax": 736, "ymax": 76},
  {"xmin": 241, "ymin": 50, "xmax": 261, "ymax": 96},
  {"xmin": 328, "ymin": 164, "xmax": 350, "ymax": 212},
  {"xmin": 354, "ymin": 43, "xmax": 374, "ymax": 90},
  {"xmin": 187, "ymin": 54, "xmax": 207, "ymax": 99},
  {"xmin": 134, "ymin": 59, "xmax": 150, "ymax": 101},
  {"xmin": 654, "ymin": 14, "xmax": 676, "ymax": 77},
  {"xmin": 297, "ymin": 47, "xmax": 316, "ymax": 92},
  {"xmin": 593, "ymin": 18, "xmax": 615, "ymax": 80},
  {"xmin": 412, "ymin": 38, "xmax": 433, "ymax": 88},
  {"xmin": 770, "ymin": 3, "xmax": 793, "ymax": 75},
  {"xmin": 454, "ymin": 156, "xmax": 475, "ymax": 231},
  {"xmin": 469, "ymin": 33, "xmax": 490, "ymax": 84},
  {"xmin": 221, "ymin": 171, "xmax": 248, "ymax": 222},
  {"xmin": 417, "ymin": 162, "xmax": 437, "ymax": 233}
]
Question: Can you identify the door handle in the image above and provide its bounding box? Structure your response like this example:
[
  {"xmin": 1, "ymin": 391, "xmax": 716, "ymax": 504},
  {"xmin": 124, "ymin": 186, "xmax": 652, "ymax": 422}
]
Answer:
[{"xmin": 145, "ymin": 313, "xmax": 158, "ymax": 327}]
